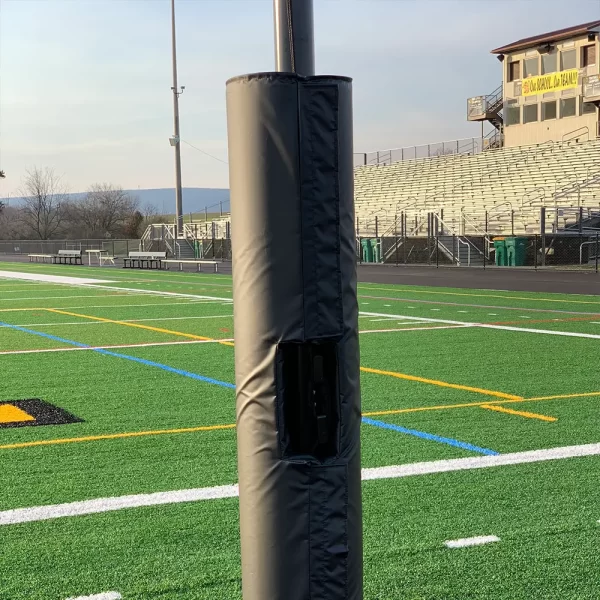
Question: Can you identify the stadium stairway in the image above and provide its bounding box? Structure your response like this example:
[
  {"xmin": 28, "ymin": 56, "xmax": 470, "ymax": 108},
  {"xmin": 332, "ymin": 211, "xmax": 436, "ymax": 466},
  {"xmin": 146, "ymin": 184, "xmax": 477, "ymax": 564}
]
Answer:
[
  {"xmin": 437, "ymin": 235, "xmax": 485, "ymax": 267},
  {"xmin": 176, "ymin": 240, "xmax": 196, "ymax": 259}
]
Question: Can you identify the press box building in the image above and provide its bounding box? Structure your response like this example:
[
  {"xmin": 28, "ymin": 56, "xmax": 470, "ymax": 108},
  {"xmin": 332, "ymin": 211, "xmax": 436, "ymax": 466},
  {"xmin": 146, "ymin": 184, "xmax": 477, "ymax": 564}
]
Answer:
[{"xmin": 469, "ymin": 20, "xmax": 600, "ymax": 148}]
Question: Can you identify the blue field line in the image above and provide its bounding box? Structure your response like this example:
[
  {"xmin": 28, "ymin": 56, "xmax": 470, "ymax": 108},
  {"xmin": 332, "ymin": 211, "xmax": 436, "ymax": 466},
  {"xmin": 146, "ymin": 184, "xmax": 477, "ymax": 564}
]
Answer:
[
  {"xmin": 362, "ymin": 417, "xmax": 499, "ymax": 456},
  {"xmin": 0, "ymin": 321, "xmax": 236, "ymax": 390}
]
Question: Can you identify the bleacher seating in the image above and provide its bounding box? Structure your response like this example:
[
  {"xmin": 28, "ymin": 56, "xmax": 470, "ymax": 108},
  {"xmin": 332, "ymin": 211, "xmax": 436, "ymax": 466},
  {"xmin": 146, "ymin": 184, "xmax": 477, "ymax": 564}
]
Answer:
[{"xmin": 354, "ymin": 138, "xmax": 600, "ymax": 236}]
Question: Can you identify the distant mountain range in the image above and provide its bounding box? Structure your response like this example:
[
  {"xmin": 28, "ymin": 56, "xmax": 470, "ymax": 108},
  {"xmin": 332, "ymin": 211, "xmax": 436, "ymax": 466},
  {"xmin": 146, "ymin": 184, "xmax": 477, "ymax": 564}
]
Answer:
[
  {"xmin": 129, "ymin": 188, "xmax": 230, "ymax": 215},
  {"xmin": 1, "ymin": 187, "xmax": 231, "ymax": 216}
]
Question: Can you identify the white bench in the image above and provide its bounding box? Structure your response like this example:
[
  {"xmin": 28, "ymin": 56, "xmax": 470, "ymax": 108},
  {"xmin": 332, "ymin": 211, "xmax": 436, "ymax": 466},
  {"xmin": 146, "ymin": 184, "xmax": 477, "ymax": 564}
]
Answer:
[
  {"xmin": 162, "ymin": 259, "xmax": 219, "ymax": 273},
  {"xmin": 53, "ymin": 250, "xmax": 83, "ymax": 265},
  {"xmin": 123, "ymin": 251, "xmax": 167, "ymax": 269},
  {"xmin": 28, "ymin": 254, "xmax": 54, "ymax": 263}
]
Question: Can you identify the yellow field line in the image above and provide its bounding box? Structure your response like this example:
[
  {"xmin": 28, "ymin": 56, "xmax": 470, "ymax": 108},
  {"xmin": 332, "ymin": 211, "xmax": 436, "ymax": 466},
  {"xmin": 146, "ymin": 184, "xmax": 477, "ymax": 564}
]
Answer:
[
  {"xmin": 480, "ymin": 404, "xmax": 557, "ymax": 422},
  {"xmin": 1, "ymin": 388, "xmax": 595, "ymax": 450},
  {"xmin": 0, "ymin": 423, "xmax": 237, "ymax": 450},
  {"xmin": 359, "ymin": 366, "xmax": 522, "ymax": 401},
  {"xmin": 362, "ymin": 398, "xmax": 524, "ymax": 417},
  {"xmin": 46, "ymin": 308, "xmax": 235, "ymax": 347},
  {"xmin": 359, "ymin": 286, "xmax": 600, "ymax": 306},
  {"xmin": 526, "ymin": 391, "xmax": 600, "ymax": 401},
  {"xmin": 364, "ymin": 390, "xmax": 600, "ymax": 418}
]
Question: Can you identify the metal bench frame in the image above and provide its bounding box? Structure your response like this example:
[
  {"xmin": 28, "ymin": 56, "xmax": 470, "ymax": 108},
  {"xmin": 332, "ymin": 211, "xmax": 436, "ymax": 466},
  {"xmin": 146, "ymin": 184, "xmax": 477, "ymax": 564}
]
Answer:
[{"xmin": 162, "ymin": 259, "xmax": 219, "ymax": 273}]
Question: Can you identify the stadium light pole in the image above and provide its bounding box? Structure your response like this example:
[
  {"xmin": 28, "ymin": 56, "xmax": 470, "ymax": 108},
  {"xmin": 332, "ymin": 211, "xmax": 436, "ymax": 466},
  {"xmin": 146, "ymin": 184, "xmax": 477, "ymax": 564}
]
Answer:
[
  {"xmin": 226, "ymin": 1, "xmax": 363, "ymax": 599},
  {"xmin": 170, "ymin": 0, "xmax": 184, "ymax": 237}
]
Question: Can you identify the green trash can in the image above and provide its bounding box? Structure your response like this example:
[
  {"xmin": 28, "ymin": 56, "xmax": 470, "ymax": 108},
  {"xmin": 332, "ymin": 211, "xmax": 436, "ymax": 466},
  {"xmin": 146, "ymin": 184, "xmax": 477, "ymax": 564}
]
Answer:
[
  {"xmin": 361, "ymin": 238, "xmax": 373, "ymax": 263},
  {"xmin": 493, "ymin": 238, "xmax": 507, "ymax": 266},
  {"xmin": 370, "ymin": 238, "xmax": 381, "ymax": 263},
  {"xmin": 506, "ymin": 237, "xmax": 527, "ymax": 266}
]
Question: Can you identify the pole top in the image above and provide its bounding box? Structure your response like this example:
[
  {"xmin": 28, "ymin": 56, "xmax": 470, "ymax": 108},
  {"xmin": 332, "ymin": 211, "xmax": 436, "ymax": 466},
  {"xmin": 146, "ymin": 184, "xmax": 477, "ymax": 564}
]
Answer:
[{"xmin": 273, "ymin": 0, "xmax": 315, "ymax": 76}]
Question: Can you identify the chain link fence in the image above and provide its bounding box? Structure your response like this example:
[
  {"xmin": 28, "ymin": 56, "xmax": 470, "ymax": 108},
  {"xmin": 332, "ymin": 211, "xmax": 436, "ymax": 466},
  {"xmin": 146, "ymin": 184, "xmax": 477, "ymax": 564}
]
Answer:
[
  {"xmin": 0, "ymin": 239, "xmax": 141, "ymax": 256},
  {"xmin": 357, "ymin": 232, "xmax": 600, "ymax": 272},
  {"xmin": 195, "ymin": 238, "xmax": 232, "ymax": 261}
]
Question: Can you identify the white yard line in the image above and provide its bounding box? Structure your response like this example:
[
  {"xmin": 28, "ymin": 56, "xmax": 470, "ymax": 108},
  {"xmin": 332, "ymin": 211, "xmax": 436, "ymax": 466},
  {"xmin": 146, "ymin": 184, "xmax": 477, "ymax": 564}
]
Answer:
[
  {"xmin": 0, "ymin": 485, "xmax": 240, "ymax": 526},
  {"xmin": 1, "ymin": 443, "xmax": 599, "ymax": 526},
  {"xmin": 66, "ymin": 592, "xmax": 122, "ymax": 600},
  {"xmin": 0, "ymin": 271, "xmax": 115, "ymax": 285},
  {"xmin": 81, "ymin": 283, "xmax": 232, "ymax": 303},
  {"xmin": 1, "ymin": 271, "xmax": 234, "ymax": 303},
  {"xmin": 360, "ymin": 311, "xmax": 600, "ymax": 341},
  {"xmin": 0, "ymin": 294, "xmax": 140, "ymax": 302},
  {"xmin": 444, "ymin": 535, "xmax": 500, "ymax": 549},
  {"xmin": 0, "ymin": 301, "xmax": 222, "ymax": 313},
  {"xmin": 0, "ymin": 288, "xmax": 68, "ymax": 293},
  {"xmin": 0, "ymin": 339, "xmax": 234, "ymax": 356},
  {"xmin": 360, "ymin": 325, "xmax": 471, "ymax": 334},
  {"xmin": 361, "ymin": 443, "xmax": 600, "ymax": 480}
]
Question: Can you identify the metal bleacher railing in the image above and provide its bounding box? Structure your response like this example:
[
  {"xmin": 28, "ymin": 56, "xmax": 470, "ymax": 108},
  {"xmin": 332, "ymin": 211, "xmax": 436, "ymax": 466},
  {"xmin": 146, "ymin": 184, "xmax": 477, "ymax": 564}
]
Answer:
[{"xmin": 352, "ymin": 132, "xmax": 502, "ymax": 168}]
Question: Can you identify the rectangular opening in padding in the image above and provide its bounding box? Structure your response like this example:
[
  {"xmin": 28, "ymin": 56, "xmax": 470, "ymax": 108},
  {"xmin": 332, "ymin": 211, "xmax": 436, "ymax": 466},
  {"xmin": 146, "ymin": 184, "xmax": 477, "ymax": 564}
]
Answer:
[{"xmin": 277, "ymin": 340, "xmax": 340, "ymax": 461}]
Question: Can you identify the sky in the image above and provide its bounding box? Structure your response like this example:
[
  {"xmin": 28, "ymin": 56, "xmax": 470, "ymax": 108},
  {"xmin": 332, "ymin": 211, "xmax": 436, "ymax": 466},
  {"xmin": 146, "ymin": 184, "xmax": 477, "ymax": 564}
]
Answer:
[{"xmin": 0, "ymin": 0, "xmax": 599, "ymax": 196}]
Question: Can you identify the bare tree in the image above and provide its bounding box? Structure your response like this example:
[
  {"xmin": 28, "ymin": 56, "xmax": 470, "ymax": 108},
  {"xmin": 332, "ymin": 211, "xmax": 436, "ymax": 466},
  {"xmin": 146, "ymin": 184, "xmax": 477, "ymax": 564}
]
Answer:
[
  {"xmin": 0, "ymin": 205, "xmax": 26, "ymax": 240},
  {"xmin": 71, "ymin": 184, "xmax": 139, "ymax": 238},
  {"xmin": 18, "ymin": 167, "xmax": 69, "ymax": 239}
]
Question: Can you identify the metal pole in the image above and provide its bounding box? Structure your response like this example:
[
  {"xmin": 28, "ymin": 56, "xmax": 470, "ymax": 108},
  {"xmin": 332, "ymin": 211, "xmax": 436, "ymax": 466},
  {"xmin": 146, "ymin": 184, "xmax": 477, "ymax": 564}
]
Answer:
[
  {"xmin": 395, "ymin": 213, "xmax": 399, "ymax": 266},
  {"xmin": 274, "ymin": 0, "xmax": 315, "ymax": 75},
  {"xmin": 540, "ymin": 207, "xmax": 546, "ymax": 267},
  {"xmin": 596, "ymin": 232, "xmax": 598, "ymax": 273},
  {"xmin": 171, "ymin": 0, "xmax": 184, "ymax": 238},
  {"xmin": 403, "ymin": 212, "xmax": 407, "ymax": 264}
]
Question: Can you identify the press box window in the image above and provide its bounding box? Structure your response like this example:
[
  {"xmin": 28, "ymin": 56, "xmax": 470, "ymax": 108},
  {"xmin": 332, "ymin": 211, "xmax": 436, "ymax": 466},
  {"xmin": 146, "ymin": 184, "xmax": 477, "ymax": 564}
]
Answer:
[
  {"xmin": 504, "ymin": 105, "xmax": 521, "ymax": 127},
  {"xmin": 542, "ymin": 52, "xmax": 557, "ymax": 74},
  {"xmin": 581, "ymin": 97, "xmax": 597, "ymax": 115},
  {"xmin": 523, "ymin": 103, "xmax": 538, "ymax": 124},
  {"xmin": 523, "ymin": 57, "xmax": 539, "ymax": 78},
  {"xmin": 583, "ymin": 44, "xmax": 597, "ymax": 68},
  {"xmin": 542, "ymin": 101, "xmax": 557, "ymax": 121},
  {"xmin": 508, "ymin": 61, "xmax": 521, "ymax": 82},
  {"xmin": 560, "ymin": 49, "xmax": 576, "ymax": 71},
  {"xmin": 560, "ymin": 97, "xmax": 577, "ymax": 118}
]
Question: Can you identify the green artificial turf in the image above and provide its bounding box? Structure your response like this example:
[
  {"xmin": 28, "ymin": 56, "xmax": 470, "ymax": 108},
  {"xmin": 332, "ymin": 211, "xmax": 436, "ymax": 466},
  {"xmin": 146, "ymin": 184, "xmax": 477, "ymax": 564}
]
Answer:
[{"xmin": 0, "ymin": 262, "xmax": 599, "ymax": 599}]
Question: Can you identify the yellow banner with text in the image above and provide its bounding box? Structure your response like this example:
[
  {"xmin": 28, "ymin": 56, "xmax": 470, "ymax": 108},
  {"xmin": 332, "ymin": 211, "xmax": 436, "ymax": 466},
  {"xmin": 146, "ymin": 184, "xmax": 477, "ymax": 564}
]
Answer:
[{"xmin": 522, "ymin": 69, "xmax": 579, "ymax": 97}]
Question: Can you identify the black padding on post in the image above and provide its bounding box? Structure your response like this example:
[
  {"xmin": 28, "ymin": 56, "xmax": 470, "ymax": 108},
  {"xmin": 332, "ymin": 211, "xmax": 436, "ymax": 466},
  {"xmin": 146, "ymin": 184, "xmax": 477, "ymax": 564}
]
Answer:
[{"xmin": 227, "ymin": 72, "xmax": 362, "ymax": 600}]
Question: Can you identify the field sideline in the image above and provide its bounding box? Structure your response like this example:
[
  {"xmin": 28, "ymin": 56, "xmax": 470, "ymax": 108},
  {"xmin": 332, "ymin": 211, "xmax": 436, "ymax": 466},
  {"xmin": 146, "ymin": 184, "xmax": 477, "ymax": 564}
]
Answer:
[{"xmin": 0, "ymin": 261, "xmax": 599, "ymax": 600}]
